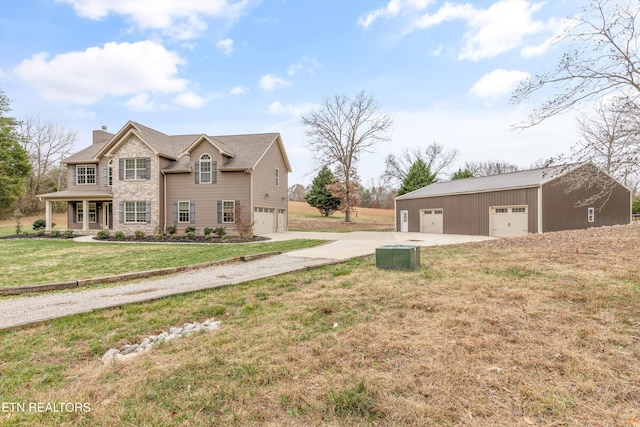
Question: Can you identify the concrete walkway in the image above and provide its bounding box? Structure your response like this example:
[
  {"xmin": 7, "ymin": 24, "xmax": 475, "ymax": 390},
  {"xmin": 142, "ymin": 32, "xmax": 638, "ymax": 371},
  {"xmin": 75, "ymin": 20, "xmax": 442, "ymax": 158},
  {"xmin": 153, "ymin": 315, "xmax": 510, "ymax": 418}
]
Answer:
[{"xmin": 0, "ymin": 232, "xmax": 492, "ymax": 330}]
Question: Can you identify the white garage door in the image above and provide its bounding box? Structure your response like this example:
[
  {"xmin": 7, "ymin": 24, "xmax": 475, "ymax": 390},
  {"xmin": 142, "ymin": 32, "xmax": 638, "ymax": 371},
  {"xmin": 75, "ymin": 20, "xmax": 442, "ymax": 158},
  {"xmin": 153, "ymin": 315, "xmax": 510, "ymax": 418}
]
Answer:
[
  {"xmin": 420, "ymin": 209, "xmax": 444, "ymax": 234},
  {"xmin": 490, "ymin": 206, "xmax": 528, "ymax": 237},
  {"xmin": 254, "ymin": 207, "xmax": 275, "ymax": 235},
  {"xmin": 277, "ymin": 209, "xmax": 286, "ymax": 232}
]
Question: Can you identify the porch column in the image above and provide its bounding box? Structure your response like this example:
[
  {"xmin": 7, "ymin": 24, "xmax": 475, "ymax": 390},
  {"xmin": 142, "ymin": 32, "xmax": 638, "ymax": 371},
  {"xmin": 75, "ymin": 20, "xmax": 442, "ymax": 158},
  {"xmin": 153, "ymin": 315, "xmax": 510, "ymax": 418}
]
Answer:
[
  {"xmin": 45, "ymin": 200, "xmax": 52, "ymax": 232},
  {"xmin": 82, "ymin": 199, "xmax": 89, "ymax": 232}
]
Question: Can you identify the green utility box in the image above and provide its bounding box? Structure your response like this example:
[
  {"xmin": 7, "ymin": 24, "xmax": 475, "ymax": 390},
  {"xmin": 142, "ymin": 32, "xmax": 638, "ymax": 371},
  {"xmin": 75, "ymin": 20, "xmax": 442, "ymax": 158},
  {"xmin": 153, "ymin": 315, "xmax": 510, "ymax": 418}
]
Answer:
[{"xmin": 375, "ymin": 245, "xmax": 420, "ymax": 271}]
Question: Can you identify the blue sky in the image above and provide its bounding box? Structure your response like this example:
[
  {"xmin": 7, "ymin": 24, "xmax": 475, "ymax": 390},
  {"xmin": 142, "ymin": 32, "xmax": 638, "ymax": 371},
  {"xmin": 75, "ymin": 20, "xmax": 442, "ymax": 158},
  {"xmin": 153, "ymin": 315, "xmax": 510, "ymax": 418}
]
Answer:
[{"xmin": 0, "ymin": 0, "xmax": 585, "ymax": 186}]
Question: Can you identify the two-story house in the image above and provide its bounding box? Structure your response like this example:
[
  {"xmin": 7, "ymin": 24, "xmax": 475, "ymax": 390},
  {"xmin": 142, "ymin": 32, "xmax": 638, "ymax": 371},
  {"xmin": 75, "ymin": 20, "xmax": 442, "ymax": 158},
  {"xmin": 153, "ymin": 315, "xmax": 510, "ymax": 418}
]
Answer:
[{"xmin": 37, "ymin": 121, "xmax": 291, "ymax": 236}]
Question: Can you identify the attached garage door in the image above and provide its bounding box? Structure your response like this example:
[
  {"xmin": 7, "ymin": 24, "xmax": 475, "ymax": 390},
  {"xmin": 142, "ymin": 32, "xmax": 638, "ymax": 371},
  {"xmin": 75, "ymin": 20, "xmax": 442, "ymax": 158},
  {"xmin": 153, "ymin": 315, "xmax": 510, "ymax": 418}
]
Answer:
[
  {"xmin": 254, "ymin": 207, "xmax": 275, "ymax": 235},
  {"xmin": 420, "ymin": 209, "xmax": 444, "ymax": 234},
  {"xmin": 490, "ymin": 206, "xmax": 528, "ymax": 237},
  {"xmin": 277, "ymin": 209, "xmax": 286, "ymax": 232}
]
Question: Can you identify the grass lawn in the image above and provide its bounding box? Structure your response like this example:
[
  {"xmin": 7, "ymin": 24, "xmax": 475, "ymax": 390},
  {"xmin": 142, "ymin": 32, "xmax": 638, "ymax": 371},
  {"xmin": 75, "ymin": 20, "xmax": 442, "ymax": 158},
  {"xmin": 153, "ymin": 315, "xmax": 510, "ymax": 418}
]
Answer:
[
  {"xmin": 288, "ymin": 201, "xmax": 394, "ymax": 232},
  {"xmin": 0, "ymin": 239, "xmax": 325, "ymax": 289},
  {"xmin": 0, "ymin": 225, "xmax": 638, "ymax": 426}
]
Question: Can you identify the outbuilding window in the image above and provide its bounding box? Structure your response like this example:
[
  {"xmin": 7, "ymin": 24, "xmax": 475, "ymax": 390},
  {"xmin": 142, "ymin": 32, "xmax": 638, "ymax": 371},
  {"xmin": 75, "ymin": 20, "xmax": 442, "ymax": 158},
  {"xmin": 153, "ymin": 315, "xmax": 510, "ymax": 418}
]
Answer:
[{"xmin": 588, "ymin": 207, "xmax": 595, "ymax": 223}]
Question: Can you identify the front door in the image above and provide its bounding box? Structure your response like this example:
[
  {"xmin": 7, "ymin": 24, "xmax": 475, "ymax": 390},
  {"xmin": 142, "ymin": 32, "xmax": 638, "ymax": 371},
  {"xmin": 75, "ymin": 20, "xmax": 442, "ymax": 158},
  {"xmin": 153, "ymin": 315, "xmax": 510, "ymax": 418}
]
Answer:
[{"xmin": 400, "ymin": 210, "xmax": 409, "ymax": 232}]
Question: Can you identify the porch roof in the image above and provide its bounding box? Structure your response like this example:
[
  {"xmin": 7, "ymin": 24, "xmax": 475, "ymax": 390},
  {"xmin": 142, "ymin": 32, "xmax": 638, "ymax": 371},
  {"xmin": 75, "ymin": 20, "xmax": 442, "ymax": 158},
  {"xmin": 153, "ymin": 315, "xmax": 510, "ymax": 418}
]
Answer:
[{"xmin": 37, "ymin": 190, "xmax": 113, "ymax": 201}]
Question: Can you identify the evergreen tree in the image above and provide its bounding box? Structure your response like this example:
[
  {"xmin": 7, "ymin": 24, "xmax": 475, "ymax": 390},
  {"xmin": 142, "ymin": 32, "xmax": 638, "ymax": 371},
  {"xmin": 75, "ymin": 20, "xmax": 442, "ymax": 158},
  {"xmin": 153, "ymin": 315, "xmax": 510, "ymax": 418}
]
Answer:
[
  {"xmin": 397, "ymin": 159, "xmax": 436, "ymax": 196},
  {"xmin": 0, "ymin": 90, "xmax": 31, "ymax": 214},
  {"xmin": 451, "ymin": 168, "xmax": 473, "ymax": 180},
  {"xmin": 305, "ymin": 166, "xmax": 342, "ymax": 217}
]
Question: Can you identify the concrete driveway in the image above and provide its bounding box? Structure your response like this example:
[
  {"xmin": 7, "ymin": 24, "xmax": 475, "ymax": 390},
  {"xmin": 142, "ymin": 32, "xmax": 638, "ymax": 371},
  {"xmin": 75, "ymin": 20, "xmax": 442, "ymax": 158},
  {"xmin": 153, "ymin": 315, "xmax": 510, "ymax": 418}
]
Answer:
[
  {"xmin": 266, "ymin": 231, "xmax": 493, "ymax": 260},
  {"xmin": 0, "ymin": 231, "xmax": 492, "ymax": 329}
]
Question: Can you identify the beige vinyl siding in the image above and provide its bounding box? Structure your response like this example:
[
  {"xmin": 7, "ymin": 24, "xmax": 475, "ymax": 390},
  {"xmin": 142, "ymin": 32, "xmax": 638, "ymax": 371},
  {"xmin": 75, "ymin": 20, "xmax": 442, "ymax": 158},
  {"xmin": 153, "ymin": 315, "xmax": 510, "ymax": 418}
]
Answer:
[
  {"xmin": 251, "ymin": 140, "xmax": 289, "ymax": 210},
  {"xmin": 396, "ymin": 188, "xmax": 539, "ymax": 236},
  {"xmin": 165, "ymin": 141, "xmax": 251, "ymax": 232}
]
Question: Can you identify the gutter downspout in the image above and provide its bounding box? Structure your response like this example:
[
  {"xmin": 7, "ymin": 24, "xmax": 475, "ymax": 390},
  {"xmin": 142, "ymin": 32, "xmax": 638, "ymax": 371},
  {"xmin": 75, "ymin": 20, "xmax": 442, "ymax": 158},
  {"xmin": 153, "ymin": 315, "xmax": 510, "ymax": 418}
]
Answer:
[
  {"xmin": 537, "ymin": 185, "xmax": 543, "ymax": 233},
  {"xmin": 162, "ymin": 170, "xmax": 167, "ymax": 234}
]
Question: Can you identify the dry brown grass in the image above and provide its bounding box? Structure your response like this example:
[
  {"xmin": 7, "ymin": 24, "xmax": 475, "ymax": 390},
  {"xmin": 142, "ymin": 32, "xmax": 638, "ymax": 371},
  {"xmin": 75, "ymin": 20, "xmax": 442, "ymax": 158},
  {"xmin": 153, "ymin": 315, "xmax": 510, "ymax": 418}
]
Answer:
[
  {"xmin": 288, "ymin": 201, "xmax": 394, "ymax": 232},
  {"xmin": 1, "ymin": 224, "xmax": 638, "ymax": 426}
]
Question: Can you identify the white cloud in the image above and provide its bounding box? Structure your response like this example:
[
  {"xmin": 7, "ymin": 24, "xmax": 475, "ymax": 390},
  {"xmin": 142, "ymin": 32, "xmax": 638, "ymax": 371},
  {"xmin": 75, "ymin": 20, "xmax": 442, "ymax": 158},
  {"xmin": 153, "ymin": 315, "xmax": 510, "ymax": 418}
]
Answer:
[
  {"xmin": 469, "ymin": 69, "xmax": 530, "ymax": 99},
  {"xmin": 268, "ymin": 101, "xmax": 318, "ymax": 116},
  {"xmin": 172, "ymin": 91, "xmax": 208, "ymax": 108},
  {"xmin": 216, "ymin": 38, "xmax": 234, "ymax": 56},
  {"xmin": 125, "ymin": 93, "xmax": 158, "ymax": 112},
  {"xmin": 230, "ymin": 85, "xmax": 248, "ymax": 95},
  {"xmin": 259, "ymin": 74, "xmax": 291, "ymax": 91},
  {"xmin": 57, "ymin": 0, "xmax": 249, "ymax": 40},
  {"xmin": 287, "ymin": 56, "xmax": 321, "ymax": 76},
  {"xmin": 14, "ymin": 41, "xmax": 188, "ymax": 105},
  {"xmin": 362, "ymin": 0, "xmax": 561, "ymax": 61}
]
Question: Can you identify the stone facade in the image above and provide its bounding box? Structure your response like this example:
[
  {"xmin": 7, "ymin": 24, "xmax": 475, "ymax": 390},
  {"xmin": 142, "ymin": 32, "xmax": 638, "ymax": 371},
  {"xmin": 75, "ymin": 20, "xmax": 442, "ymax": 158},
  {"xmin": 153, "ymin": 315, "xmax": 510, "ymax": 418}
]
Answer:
[{"xmin": 111, "ymin": 136, "xmax": 159, "ymax": 235}]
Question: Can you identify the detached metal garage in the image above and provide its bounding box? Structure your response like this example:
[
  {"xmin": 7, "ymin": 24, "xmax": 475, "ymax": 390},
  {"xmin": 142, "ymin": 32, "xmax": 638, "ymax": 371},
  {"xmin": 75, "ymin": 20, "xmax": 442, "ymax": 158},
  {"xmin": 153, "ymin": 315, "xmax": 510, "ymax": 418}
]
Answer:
[{"xmin": 395, "ymin": 162, "xmax": 632, "ymax": 237}]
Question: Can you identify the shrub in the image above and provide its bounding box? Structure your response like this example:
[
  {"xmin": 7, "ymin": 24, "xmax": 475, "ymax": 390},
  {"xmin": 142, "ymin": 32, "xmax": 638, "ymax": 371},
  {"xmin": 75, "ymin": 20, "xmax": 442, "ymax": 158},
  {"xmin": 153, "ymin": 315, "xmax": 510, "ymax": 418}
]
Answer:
[
  {"xmin": 96, "ymin": 230, "xmax": 110, "ymax": 240},
  {"xmin": 134, "ymin": 230, "xmax": 145, "ymax": 240},
  {"xmin": 21, "ymin": 231, "xmax": 29, "ymax": 237},
  {"xmin": 213, "ymin": 227, "xmax": 227, "ymax": 238},
  {"xmin": 33, "ymin": 219, "xmax": 46, "ymax": 231},
  {"xmin": 185, "ymin": 226, "xmax": 196, "ymax": 234},
  {"xmin": 204, "ymin": 234, "xmax": 212, "ymax": 241},
  {"xmin": 114, "ymin": 231, "xmax": 125, "ymax": 240},
  {"xmin": 36, "ymin": 229, "xmax": 45, "ymax": 237},
  {"xmin": 170, "ymin": 233, "xmax": 181, "ymax": 240},
  {"xmin": 203, "ymin": 227, "xmax": 214, "ymax": 237},
  {"xmin": 185, "ymin": 231, "xmax": 196, "ymax": 240},
  {"xmin": 167, "ymin": 225, "xmax": 177, "ymax": 235},
  {"xmin": 63, "ymin": 230, "xmax": 74, "ymax": 239},
  {"xmin": 50, "ymin": 230, "xmax": 60, "ymax": 238},
  {"xmin": 154, "ymin": 233, "xmax": 165, "ymax": 241}
]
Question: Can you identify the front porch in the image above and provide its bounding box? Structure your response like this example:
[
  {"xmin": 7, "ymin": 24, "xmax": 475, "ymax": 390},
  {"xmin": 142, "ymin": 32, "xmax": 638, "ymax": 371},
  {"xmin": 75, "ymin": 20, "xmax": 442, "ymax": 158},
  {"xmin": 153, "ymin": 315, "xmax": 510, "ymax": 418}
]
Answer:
[{"xmin": 37, "ymin": 190, "xmax": 113, "ymax": 233}]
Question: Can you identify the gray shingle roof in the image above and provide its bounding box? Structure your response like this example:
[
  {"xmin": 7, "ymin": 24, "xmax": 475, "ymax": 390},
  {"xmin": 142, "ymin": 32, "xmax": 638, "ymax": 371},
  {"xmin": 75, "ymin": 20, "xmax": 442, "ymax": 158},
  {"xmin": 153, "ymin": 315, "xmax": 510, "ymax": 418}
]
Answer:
[
  {"xmin": 396, "ymin": 164, "xmax": 573, "ymax": 200},
  {"xmin": 63, "ymin": 122, "xmax": 288, "ymax": 172}
]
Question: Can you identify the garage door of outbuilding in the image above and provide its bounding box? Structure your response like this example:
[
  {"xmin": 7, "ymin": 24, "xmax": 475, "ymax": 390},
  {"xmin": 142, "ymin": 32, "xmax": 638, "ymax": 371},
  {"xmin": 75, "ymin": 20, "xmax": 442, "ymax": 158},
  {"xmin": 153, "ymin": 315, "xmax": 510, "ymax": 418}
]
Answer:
[
  {"xmin": 254, "ymin": 207, "xmax": 275, "ymax": 235},
  {"xmin": 420, "ymin": 209, "xmax": 444, "ymax": 234},
  {"xmin": 490, "ymin": 206, "xmax": 528, "ymax": 237}
]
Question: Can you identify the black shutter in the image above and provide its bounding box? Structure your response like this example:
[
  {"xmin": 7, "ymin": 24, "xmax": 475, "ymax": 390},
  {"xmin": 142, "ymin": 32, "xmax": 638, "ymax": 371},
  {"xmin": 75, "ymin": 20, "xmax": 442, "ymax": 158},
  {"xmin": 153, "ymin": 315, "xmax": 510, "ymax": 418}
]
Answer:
[
  {"xmin": 72, "ymin": 203, "xmax": 77, "ymax": 223},
  {"xmin": 190, "ymin": 201, "xmax": 195, "ymax": 224},
  {"xmin": 119, "ymin": 159, "xmax": 124, "ymax": 180},
  {"xmin": 217, "ymin": 201, "xmax": 222, "ymax": 223},
  {"xmin": 145, "ymin": 157, "xmax": 151, "ymax": 180},
  {"xmin": 211, "ymin": 161, "xmax": 217, "ymax": 184},
  {"xmin": 94, "ymin": 165, "xmax": 99, "ymax": 186},
  {"xmin": 173, "ymin": 202, "xmax": 178, "ymax": 224},
  {"xmin": 72, "ymin": 166, "xmax": 76, "ymax": 186},
  {"xmin": 146, "ymin": 201, "xmax": 151, "ymax": 223},
  {"xmin": 194, "ymin": 162, "xmax": 200, "ymax": 184},
  {"xmin": 235, "ymin": 200, "xmax": 240, "ymax": 223},
  {"xmin": 118, "ymin": 202, "xmax": 124, "ymax": 224}
]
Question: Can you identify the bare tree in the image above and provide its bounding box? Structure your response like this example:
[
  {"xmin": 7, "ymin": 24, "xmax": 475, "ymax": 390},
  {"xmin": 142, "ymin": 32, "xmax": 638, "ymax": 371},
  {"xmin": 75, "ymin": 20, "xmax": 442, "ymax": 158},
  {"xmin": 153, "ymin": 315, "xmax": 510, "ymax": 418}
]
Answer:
[
  {"xmin": 302, "ymin": 91, "xmax": 393, "ymax": 222},
  {"xmin": 511, "ymin": 0, "xmax": 640, "ymax": 128},
  {"xmin": 288, "ymin": 183, "xmax": 308, "ymax": 201},
  {"xmin": 464, "ymin": 160, "xmax": 520, "ymax": 177},
  {"xmin": 383, "ymin": 142, "xmax": 458, "ymax": 185},
  {"xmin": 18, "ymin": 116, "xmax": 76, "ymax": 213},
  {"xmin": 548, "ymin": 96, "xmax": 640, "ymax": 205}
]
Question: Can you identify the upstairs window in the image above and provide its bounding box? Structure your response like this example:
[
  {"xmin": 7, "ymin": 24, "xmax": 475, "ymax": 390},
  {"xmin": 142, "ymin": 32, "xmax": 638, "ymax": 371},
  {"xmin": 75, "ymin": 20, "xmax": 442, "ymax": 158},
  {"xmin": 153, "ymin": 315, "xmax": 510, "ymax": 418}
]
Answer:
[
  {"xmin": 76, "ymin": 165, "xmax": 96, "ymax": 185},
  {"xmin": 125, "ymin": 158, "xmax": 148, "ymax": 180},
  {"xmin": 199, "ymin": 153, "xmax": 212, "ymax": 183}
]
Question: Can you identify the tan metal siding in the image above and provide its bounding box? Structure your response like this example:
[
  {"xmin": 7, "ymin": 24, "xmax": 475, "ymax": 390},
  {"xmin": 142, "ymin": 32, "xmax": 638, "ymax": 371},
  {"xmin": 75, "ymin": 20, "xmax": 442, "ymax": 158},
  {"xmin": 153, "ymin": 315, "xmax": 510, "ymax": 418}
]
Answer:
[
  {"xmin": 396, "ymin": 188, "xmax": 539, "ymax": 236},
  {"xmin": 165, "ymin": 142, "xmax": 251, "ymax": 231},
  {"xmin": 541, "ymin": 174, "xmax": 631, "ymax": 232}
]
